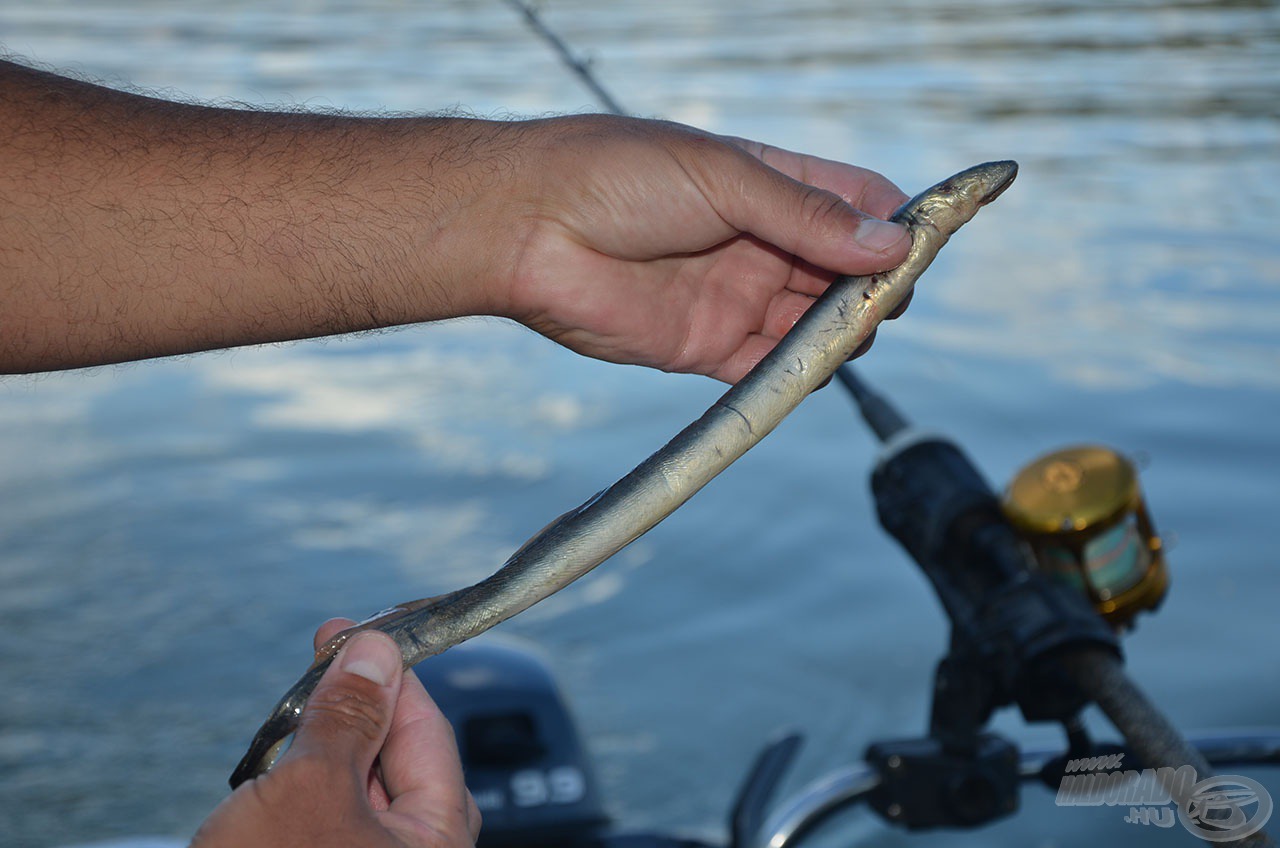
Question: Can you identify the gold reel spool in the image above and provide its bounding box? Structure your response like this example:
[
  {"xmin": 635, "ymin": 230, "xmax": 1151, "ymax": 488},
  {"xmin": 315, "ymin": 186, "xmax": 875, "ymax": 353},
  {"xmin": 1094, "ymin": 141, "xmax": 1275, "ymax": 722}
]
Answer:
[{"xmin": 1001, "ymin": 445, "xmax": 1168, "ymax": 628}]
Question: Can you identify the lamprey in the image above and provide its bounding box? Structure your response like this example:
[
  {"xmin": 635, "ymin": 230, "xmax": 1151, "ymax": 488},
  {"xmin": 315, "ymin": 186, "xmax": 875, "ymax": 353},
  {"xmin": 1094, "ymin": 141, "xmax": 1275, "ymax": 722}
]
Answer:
[{"xmin": 229, "ymin": 160, "xmax": 1018, "ymax": 788}]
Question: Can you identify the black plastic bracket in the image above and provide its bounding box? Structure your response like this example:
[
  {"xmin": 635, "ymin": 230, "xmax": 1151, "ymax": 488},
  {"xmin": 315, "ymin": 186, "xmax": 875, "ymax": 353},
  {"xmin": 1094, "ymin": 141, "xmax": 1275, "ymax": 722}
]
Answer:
[{"xmin": 866, "ymin": 733, "xmax": 1020, "ymax": 830}]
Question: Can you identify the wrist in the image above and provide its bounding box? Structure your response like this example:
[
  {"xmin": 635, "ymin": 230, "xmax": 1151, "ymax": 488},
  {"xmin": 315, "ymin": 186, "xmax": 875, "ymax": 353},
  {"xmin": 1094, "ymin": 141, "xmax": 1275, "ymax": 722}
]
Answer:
[
  {"xmin": 483, "ymin": 113, "xmax": 638, "ymax": 329},
  {"xmin": 387, "ymin": 117, "xmax": 534, "ymax": 323}
]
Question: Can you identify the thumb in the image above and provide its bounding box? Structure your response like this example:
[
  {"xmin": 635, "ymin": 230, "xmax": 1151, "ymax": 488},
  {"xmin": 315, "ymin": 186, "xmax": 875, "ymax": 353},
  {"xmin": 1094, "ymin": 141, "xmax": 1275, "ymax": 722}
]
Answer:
[
  {"xmin": 284, "ymin": 631, "xmax": 404, "ymax": 789},
  {"xmin": 697, "ymin": 145, "xmax": 910, "ymax": 274}
]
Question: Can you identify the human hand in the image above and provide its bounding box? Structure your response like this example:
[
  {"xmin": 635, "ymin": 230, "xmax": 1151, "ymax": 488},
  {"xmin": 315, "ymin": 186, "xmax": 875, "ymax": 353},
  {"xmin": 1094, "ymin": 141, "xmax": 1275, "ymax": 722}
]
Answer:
[
  {"xmin": 0, "ymin": 63, "xmax": 910, "ymax": 378},
  {"xmin": 192, "ymin": 620, "xmax": 480, "ymax": 848},
  {"xmin": 496, "ymin": 115, "xmax": 913, "ymax": 383}
]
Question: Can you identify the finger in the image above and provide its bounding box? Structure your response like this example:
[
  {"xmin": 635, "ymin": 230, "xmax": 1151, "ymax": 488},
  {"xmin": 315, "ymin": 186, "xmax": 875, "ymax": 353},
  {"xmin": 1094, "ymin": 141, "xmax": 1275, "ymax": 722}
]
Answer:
[
  {"xmin": 367, "ymin": 767, "xmax": 392, "ymax": 813},
  {"xmin": 761, "ymin": 289, "xmax": 817, "ymax": 339},
  {"xmin": 724, "ymin": 136, "xmax": 910, "ymax": 220},
  {"xmin": 379, "ymin": 667, "xmax": 476, "ymax": 836},
  {"xmin": 466, "ymin": 791, "xmax": 483, "ymax": 840},
  {"xmin": 849, "ymin": 329, "xmax": 877, "ymax": 360},
  {"xmin": 311, "ymin": 617, "xmax": 394, "ymax": 804},
  {"xmin": 284, "ymin": 631, "xmax": 403, "ymax": 794},
  {"xmin": 682, "ymin": 142, "xmax": 911, "ymax": 279},
  {"xmin": 310, "ymin": 618, "xmax": 394, "ymax": 806},
  {"xmin": 887, "ymin": 289, "xmax": 913, "ymax": 320},
  {"xmin": 711, "ymin": 333, "xmax": 777, "ymax": 384},
  {"xmin": 780, "ymin": 256, "xmax": 838, "ymax": 298},
  {"xmin": 314, "ymin": 617, "xmax": 358, "ymax": 652}
]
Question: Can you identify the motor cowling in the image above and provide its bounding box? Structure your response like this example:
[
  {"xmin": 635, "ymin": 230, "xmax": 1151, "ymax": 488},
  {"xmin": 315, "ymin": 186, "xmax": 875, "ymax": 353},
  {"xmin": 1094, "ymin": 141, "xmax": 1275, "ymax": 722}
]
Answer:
[{"xmin": 413, "ymin": 636, "xmax": 610, "ymax": 847}]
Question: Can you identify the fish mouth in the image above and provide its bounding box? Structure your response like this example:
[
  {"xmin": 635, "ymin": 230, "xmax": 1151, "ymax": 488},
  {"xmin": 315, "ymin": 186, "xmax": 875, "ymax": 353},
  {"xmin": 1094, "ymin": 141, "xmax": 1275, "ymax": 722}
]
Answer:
[{"xmin": 979, "ymin": 161, "xmax": 1019, "ymax": 204}]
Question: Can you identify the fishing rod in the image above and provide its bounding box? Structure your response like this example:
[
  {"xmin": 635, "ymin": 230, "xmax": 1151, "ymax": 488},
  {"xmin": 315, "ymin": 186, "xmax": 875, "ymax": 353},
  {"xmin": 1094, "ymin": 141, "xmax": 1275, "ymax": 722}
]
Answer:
[
  {"xmin": 505, "ymin": 4, "xmax": 1276, "ymax": 845},
  {"xmin": 503, "ymin": 0, "xmax": 625, "ymax": 115}
]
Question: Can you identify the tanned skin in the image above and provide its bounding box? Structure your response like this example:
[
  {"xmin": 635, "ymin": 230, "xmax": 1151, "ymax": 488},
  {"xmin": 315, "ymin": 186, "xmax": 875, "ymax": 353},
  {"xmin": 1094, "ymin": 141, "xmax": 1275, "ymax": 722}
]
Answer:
[{"xmin": 1, "ymin": 59, "xmax": 910, "ymax": 381}]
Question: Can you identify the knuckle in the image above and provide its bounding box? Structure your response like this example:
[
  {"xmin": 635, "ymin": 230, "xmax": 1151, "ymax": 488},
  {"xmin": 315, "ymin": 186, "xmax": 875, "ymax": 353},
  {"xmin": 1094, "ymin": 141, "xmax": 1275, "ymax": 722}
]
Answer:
[
  {"xmin": 801, "ymin": 187, "xmax": 852, "ymax": 231},
  {"xmin": 267, "ymin": 754, "xmax": 334, "ymax": 803},
  {"xmin": 300, "ymin": 686, "xmax": 386, "ymax": 744}
]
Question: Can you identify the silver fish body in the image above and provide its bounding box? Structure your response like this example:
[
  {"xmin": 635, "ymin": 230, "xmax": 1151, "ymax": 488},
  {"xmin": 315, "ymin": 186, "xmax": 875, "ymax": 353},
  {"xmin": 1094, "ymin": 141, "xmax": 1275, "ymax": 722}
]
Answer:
[{"xmin": 229, "ymin": 160, "xmax": 1018, "ymax": 788}]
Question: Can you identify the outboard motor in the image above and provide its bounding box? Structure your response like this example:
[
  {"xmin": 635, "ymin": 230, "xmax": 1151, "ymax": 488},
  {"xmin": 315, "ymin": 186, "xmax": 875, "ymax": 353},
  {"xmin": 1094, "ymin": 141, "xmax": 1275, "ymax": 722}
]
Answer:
[
  {"xmin": 413, "ymin": 637, "xmax": 610, "ymax": 847},
  {"xmin": 416, "ymin": 636, "xmax": 791, "ymax": 848}
]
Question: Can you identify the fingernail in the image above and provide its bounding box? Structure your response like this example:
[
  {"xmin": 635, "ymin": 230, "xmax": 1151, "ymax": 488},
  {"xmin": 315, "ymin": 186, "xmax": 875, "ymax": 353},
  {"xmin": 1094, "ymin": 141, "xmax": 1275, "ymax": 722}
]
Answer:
[
  {"xmin": 853, "ymin": 218, "xmax": 908, "ymax": 252},
  {"xmin": 339, "ymin": 632, "xmax": 398, "ymax": 687}
]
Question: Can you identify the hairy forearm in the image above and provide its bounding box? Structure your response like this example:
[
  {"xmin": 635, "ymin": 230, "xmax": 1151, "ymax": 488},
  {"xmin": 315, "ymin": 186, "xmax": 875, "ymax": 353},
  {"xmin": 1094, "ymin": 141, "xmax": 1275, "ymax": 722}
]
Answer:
[{"xmin": 0, "ymin": 59, "xmax": 523, "ymax": 373}]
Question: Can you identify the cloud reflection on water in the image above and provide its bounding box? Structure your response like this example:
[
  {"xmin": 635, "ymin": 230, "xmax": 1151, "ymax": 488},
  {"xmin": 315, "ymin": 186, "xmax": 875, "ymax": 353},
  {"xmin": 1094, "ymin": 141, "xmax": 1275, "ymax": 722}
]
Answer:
[{"xmin": 196, "ymin": 322, "xmax": 597, "ymax": 480}]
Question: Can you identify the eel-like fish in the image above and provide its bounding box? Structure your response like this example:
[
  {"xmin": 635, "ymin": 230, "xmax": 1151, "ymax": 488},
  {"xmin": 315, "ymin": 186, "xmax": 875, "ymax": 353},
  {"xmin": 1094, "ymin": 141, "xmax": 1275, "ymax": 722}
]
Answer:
[{"xmin": 229, "ymin": 160, "xmax": 1018, "ymax": 788}]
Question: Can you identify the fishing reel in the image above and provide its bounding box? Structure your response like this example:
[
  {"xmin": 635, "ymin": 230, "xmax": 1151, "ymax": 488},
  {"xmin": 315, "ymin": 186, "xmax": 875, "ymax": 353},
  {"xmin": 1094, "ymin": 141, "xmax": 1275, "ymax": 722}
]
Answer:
[
  {"xmin": 852, "ymin": 368, "xmax": 1174, "ymax": 830},
  {"xmin": 1001, "ymin": 445, "xmax": 1168, "ymax": 629}
]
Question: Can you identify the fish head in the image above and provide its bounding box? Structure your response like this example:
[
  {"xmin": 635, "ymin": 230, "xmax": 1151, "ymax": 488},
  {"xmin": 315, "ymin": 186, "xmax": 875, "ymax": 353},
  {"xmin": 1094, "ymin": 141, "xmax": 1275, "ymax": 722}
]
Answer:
[
  {"xmin": 961, "ymin": 160, "xmax": 1019, "ymax": 206},
  {"xmin": 902, "ymin": 160, "xmax": 1018, "ymax": 231}
]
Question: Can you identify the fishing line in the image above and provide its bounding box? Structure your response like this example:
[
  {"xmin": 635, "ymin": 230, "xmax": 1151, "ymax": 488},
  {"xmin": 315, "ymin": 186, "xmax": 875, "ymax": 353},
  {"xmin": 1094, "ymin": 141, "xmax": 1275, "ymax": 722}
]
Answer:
[{"xmin": 502, "ymin": 0, "xmax": 628, "ymax": 116}]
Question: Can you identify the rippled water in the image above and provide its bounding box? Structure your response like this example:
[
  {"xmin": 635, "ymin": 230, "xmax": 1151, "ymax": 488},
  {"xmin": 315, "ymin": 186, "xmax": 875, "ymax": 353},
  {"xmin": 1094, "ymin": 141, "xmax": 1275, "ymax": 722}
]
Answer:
[{"xmin": 1, "ymin": 2, "xmax": 1277, "ymax": 846}]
